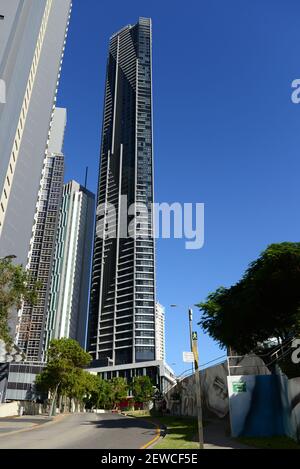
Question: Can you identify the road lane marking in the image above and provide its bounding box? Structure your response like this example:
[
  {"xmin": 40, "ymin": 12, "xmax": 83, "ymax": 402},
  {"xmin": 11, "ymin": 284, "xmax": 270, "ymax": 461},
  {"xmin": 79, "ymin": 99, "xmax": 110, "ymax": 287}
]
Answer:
[{"xmin": 140, "ymin": 422, "xmax": 161, "ymax": 449}]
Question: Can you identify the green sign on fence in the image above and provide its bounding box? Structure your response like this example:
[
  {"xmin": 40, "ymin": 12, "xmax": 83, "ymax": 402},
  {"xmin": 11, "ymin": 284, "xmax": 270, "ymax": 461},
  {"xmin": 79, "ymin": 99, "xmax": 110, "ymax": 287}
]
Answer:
[{"xmin": 232, "ymin": 382, "xmax": 247, "ymax": 393}]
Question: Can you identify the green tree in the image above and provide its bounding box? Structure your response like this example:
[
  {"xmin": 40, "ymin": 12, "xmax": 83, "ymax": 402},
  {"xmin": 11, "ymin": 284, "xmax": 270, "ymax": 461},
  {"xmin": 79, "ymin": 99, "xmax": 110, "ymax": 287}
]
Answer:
[
  {"xmin": 46, "ymin": 338, "xmax": 92, "ymax": 367},
  {"xmin": 65, "ymin": 369, "xmax": 95, "ymax": 412},
  {"xmin": 35, "ymin": 338, "xmax": 92, "ymax": 414},
  {"xmin": 110, "ymin": 377, "xmax": 128, "ymax": 409},
  {"xmin": 131, "ymin": 376, "xmax": 154, "ymax": 409},
  {"xmin": 0, "ymin": 256, "xmax": 39, "ymax": 346},
  {"xmin": 84, "ymin": 375, "xmax": 113, "ymax": 410},
  {"xmin": 82, "ymin": 373, "xmax": 100, "ymax": 406},
  {"xmin": 198, "ymin": 243, "xmax": 300, "ymax": 354}
]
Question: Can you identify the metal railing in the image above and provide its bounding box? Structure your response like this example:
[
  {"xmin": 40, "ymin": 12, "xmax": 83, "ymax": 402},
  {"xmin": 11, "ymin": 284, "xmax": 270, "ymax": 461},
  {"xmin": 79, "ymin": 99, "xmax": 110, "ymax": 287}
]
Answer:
[{"xmin": 227, "ymin": 336, "xmax": 297, "ymax": 376}]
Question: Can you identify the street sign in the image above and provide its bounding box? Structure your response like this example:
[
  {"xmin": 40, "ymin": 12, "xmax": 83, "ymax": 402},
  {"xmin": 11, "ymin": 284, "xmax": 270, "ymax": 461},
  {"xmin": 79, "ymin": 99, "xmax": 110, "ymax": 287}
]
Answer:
[
  {"xmin": 192, "ymin": 333, "xmax": 199, "ymax": 369},
  {"xmin": 183, "ymin": 352, "xmax": 194, "ymax": 363}
]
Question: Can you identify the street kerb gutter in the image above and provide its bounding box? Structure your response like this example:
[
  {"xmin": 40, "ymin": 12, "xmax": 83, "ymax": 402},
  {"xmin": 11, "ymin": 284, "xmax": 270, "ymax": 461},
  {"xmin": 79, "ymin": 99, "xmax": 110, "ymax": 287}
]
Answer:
[
  {"xmin": 120, "ymin": 412, "xmax": 166, "ymax": 449},
  {"xmin": 0, "ymin": 412, "xmax": 68, "ymax": 438}
]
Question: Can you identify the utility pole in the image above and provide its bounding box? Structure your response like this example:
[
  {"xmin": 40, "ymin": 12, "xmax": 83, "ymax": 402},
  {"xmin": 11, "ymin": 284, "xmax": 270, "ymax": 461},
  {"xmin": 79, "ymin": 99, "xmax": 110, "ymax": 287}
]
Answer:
[
  {"xmin": 188, "ymin": 308, "xmax": 194, "ymax": 373},
  {"xmin": 84, "ymin": 166, "xmax": 89, "ymax": 189},
  {"xmin": 170, "ymin": 304, "xmax": 204, "ymax": 447},
  {"xmin": 192, "ymin": 329, "xmax": 204, "ymax": 449}
]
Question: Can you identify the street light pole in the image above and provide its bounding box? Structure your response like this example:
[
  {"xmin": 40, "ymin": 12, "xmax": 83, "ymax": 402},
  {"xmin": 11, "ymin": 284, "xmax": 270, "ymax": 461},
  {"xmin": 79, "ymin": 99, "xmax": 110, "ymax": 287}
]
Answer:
[
  {"xmin": 188, "ymin": 308, "xmax": 194, "ymax": 373},
  {"xmin": 171, "ymin": 304, "xmax": 204, "ymax": 449},
  {"xmin": 171, "ymin": 304, "xmax": 194, "ymax": 372},
  {"xmin": 191, "ymin": 329, "xmax": 204, "ymax": 449}
]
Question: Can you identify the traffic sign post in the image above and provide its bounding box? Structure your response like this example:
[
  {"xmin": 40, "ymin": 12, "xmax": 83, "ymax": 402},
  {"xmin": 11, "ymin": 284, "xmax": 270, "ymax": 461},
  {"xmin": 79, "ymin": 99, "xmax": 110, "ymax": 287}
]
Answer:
[
  {"xmin": 192, "ymin": 331, "xmax": 204, "ymax": 449},
  {"xmin": 183, "ymin": 351, "xmax": 194, "ymax": 363},
  {"xmin": 172, "ymin": 305, "xmax": 204, "ymax": 448},
  {"xmin": 189, "ymin": 309, "xmax": 194, "ymax": 373}
]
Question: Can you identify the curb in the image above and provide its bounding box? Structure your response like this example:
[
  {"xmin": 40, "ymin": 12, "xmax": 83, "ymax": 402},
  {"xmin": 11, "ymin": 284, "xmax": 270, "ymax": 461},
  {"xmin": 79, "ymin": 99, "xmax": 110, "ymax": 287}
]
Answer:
[
  {"xmin": 0, "ymin": 412, "xmax": 67, "ymax": 438},
  {"xmin": 140, "ymin": 422, "xmax": 161, "ymax": 449},
  {"xmin": 120, "ymin": 413, "xmax": 164, "ymax": 450}
]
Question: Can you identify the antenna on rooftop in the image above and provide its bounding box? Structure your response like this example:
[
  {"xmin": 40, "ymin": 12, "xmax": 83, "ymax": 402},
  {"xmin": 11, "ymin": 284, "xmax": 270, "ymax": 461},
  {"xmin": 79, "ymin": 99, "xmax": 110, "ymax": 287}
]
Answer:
[{"xmin": 84, "ymin": 166, "xmax": 88, "ymax": 189}]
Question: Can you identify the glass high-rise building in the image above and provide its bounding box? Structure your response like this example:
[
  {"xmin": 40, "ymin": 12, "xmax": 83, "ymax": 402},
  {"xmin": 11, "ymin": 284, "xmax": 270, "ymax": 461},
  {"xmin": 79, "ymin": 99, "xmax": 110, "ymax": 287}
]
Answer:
[
  {"xmin": 88, "ymin": 18, "xmax": 156, "ymax": 367},
  {"xmin": 0, "ymin": 0, "xmax": 72, "ymax": 340},
  {"xmin": 16, "ymin": 108, "xmax": 66, "ymax": 362},
  {"xmin": 0, "ymin": 0, "xmax": 72, "ymax": 266},
  {"xmin": 155, "ymin": 303, "xmax": 165, "ymax": 362},
  {"xmin": 45, "ymin": 180, "xmax": 95, "ymax": 350}
]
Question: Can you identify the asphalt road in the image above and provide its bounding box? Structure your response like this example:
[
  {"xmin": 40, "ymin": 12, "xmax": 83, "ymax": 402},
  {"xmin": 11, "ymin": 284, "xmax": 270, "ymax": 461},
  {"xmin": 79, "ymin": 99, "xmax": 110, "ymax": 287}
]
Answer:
[{"xmin": 0, "ymin": 413, "xmax": 157, "ymax": 449}]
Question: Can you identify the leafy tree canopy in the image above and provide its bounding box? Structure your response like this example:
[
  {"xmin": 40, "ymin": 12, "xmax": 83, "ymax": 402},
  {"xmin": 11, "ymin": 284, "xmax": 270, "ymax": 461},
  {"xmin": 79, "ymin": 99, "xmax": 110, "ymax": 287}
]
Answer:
[
  {"xmin": 46, "ymin": 338, "xmax": 92, "ymax": 368},
  {"xmin": 84, "ymin": 375, "xmax": 113, "ymax": 410},
  {"xmin": 0, "ymin": 256, "xmax": 39, "ymax": 346},
  {"xmin": 131, "ymin": 376, "xmax": 154, "ymax": 404},
  {"xmin": 36, "ymin": 338, "xmax": 92, "ymax": 399},
  {"xmin": 198, "ymin": 243, "xmax": 300, "ymax": 354},
  {"xmin": 110, "ymin": 377, "xmax": 128, "ymax": 406}
]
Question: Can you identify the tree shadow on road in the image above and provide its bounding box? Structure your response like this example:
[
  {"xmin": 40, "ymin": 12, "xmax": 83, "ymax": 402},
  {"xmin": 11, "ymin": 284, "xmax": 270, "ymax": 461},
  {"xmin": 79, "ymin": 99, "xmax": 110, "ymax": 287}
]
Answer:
[{"xmin": 80, "ymin": 414, "xmax": 156, "ymax": 436}]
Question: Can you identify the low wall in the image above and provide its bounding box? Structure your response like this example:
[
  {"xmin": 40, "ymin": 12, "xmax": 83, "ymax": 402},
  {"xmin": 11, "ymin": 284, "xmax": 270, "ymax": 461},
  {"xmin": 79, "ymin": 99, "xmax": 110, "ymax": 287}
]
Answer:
[
  {"xmin": 228, "ymin": 375, "xmax": 286, "ymax": 438},
  {"xmin": 23, "ymin": 402, "xmax": 44, "ymax": 416},
  {"xmin": 288, "ymin": 377, "xmax": 300, "ymax": 442},
  {"xmin": 227, "ymin": 374, "xmax": 300, "ymax": 442},
  {"xmin": 165, "ymin": 356, "xmax": 270, "ymax": 420},
  {"xmin": 0, "ymin": 401, "xmax": 20, "ymax": 418},
  {"xmin": 165, "ymin": 362, "xmax": 229, "ymax": 419},
  {"xmin": 0, "ymin": 402, "xmax": 45, "ymax": 417}
]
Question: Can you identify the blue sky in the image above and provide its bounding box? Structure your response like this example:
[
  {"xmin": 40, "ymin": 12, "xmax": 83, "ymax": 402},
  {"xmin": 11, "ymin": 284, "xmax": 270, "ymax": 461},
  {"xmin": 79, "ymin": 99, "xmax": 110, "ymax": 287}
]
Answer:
[{"xmin": 57, "ymin": 0, "xmax": 300, "ymax": 375}]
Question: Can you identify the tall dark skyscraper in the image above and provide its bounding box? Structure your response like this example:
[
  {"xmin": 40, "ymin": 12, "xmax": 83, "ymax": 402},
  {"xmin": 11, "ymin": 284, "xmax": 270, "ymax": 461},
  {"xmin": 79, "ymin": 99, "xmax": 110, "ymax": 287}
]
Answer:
[{"xmin": 88, "ymin": 18, "xmax": 156, "ymax": 367}]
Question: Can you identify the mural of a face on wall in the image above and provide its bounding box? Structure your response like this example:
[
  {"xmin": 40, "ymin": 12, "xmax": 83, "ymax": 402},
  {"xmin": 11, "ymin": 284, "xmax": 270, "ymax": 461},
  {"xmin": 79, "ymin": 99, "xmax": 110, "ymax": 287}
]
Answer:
[
  {"xmin": 167, "ymin": 364, "xmax": 230, "ymax": 419},
  {"xmin": 201, "ymin": 363, "xmax": 229, "ymax": 418},
  {"xmin": 182, "ymin": 377, "xmax": 200, "ymax": 417},
  {"xmin": 167, "ymin": 355, "xmax": 271, "ymax": 420},
  {"xmin": 200, "ymin": 356, "xmax": 270, "ymax": 419}
]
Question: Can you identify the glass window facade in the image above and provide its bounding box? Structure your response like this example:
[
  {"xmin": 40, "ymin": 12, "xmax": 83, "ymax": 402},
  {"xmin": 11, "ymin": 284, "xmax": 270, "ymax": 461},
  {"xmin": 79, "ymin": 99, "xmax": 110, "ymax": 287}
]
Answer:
[{"xmin": 88, "ymin": 18, "xmax": 156, "ymax": 366}]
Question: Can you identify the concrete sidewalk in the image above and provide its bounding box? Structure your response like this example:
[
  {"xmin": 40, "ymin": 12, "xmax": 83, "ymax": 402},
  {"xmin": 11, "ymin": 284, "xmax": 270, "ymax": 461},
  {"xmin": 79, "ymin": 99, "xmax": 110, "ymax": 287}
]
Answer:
[
  {"xmin": 0, "ymin": 415, "xmax": 57, "ymax": 437},
  {"xmin": 203, "ymin": 419, "xmax": 254, "ymax": 449}
]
